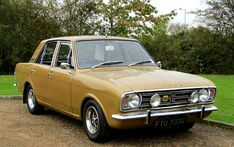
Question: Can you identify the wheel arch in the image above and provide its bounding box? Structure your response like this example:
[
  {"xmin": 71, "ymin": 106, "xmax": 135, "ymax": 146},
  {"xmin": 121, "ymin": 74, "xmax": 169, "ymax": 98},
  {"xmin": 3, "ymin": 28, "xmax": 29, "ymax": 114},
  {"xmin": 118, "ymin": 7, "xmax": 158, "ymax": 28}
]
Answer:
[
  {"xmin": 80, "ymin": 95, "xmax": 109, "ymax": 125},
  {"xmin": 23, "ymin": 82, "xmax": 31, "ymax": 103}
]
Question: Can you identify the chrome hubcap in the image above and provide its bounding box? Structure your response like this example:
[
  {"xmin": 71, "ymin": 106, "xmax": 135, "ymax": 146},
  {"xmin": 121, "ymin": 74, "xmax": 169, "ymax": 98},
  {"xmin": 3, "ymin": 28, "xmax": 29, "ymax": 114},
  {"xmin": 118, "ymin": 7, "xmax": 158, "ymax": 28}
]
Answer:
[
  {"xmin": 28, "ymin": 89, "xmax": 36, "ymax": 110},
  {"xmin": 85, "ymin": 106, "xmax": 99, "ymax": 134}
]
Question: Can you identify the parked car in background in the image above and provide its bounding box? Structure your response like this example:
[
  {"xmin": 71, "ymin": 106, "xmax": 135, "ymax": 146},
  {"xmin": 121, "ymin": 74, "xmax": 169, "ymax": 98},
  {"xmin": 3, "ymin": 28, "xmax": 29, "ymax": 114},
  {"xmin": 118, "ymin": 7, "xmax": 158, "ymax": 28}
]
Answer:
[{"xmin": 15, "ymin": 36, "xmax": 217, "ymax": 142}]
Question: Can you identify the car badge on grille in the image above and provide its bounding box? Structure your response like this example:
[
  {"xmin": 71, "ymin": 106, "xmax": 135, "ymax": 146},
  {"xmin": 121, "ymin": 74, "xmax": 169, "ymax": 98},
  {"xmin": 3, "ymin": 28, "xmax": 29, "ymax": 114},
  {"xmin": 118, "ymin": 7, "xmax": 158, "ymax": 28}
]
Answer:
[{"xmin": 162, "ymin": 95, "xmax": 169, "ymax": 102}]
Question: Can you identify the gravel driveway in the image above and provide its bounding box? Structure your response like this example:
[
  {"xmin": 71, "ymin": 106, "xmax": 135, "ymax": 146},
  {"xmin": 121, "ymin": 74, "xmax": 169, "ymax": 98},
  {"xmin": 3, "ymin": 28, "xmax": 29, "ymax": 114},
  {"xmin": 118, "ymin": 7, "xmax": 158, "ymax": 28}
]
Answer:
[{"xmin": 0, "ymin": 100, "xmax": 233, "ymax": 147}]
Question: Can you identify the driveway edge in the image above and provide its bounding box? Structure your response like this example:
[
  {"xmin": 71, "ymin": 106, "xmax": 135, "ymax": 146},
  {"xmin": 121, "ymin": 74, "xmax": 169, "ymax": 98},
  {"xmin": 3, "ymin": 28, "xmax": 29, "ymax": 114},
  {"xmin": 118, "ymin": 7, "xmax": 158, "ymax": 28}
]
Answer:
[
  {"xmin": 0, "ymin": 96, "xmax": 22, "ymax": 100},
  {"xmin": 200, "ymin": 119, "xmax": 234, "ymax": 130}
]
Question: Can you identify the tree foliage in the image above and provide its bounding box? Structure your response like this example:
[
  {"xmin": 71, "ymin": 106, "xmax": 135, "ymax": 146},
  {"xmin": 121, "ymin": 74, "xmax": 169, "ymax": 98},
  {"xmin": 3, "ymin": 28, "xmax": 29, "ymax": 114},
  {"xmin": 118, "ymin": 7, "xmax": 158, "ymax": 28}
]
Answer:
[
  {"xmin": 142, "ymin": 25, "xmax": 234, "ymax": 74},
  {"xmin": 0, "ymin": 0, "xmax": 62, "ymax": 73},
  {"xmin": 60, "ymin": 0, "xmax": 100, "ymax": 35},
  {"xmin": 0, "ymin": 0, "xmax": 233, "ymax": 74},
  {"xmin": 100, "ymin": 0, "xmax": 175, "ymax": 37},
  {"xmin": 195, "ymin": 0, "xmax": 234, "ymax": 38}
]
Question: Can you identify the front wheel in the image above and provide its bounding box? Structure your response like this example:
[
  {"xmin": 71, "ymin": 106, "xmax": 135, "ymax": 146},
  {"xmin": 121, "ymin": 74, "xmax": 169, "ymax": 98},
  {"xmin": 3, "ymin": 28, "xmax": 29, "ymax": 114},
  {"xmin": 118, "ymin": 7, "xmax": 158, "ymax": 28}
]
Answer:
[
  {"xmin": 83, "ymin": 100, "xmax": 110, "ymax": 142},
  {"xmin": 26, "ymin": 85, "xmax": 44, "ymax": 114}
]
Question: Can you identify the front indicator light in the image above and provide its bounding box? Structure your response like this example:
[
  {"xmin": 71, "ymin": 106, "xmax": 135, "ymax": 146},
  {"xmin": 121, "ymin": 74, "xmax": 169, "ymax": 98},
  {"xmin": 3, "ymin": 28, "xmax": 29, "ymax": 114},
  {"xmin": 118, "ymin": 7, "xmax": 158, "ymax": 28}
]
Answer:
[{"xmin": 209, "ymin": 88, "xmax": 216, "ymax": 101}]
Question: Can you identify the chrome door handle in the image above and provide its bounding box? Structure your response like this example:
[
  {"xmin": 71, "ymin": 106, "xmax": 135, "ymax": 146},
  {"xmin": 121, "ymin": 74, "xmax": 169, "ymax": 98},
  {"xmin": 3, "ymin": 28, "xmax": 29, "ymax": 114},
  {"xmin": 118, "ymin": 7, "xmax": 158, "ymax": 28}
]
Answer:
[
  {"xmin": 48, "ymin": 72, "xmax": 54, "ymax": 78},
  {"xmin": 30, "ymin": 70, "xmax": 36, "ymax": 75}
]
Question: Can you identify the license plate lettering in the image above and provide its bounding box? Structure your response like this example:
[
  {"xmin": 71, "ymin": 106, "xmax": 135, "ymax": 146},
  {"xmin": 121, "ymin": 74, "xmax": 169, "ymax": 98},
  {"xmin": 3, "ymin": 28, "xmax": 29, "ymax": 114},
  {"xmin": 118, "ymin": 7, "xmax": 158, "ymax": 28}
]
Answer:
[
  {"xmin": 155, "ymin": 120, "xmax": 169, "ymax": 127},
  {"xmin": 155, "ymin": 118, "xmax": 185, "ymax": 128}
]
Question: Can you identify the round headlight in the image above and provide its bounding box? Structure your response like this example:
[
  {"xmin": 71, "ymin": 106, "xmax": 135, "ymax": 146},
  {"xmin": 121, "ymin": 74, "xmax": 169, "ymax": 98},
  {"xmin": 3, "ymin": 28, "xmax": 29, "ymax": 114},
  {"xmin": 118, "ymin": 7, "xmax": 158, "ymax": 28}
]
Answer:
[
  {"xmin": 150, "ymin": 93, "xmax": 161, "ymax": 107},
  {"xmin": 127, "ymin": 94, "xmax": 141, "ymax": 109},
  {"xmin": 199, "ymin": 89, "xmax": 209, "ymax": 102},
  {"xmin": 189, "ymin": 91, "xmax": 199, "ymax": 103},
  {"xmin": 122, "ymin": 93, "xmax": 141, "ymax": 110}
]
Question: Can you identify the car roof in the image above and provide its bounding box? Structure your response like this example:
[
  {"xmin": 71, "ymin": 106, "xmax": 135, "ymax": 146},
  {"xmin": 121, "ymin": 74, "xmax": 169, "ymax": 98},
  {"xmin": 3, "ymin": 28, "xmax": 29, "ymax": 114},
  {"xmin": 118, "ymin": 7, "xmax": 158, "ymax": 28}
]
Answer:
[{"xmin": 42, "ymin": 35, "xmax": 137, "ymax": 42}]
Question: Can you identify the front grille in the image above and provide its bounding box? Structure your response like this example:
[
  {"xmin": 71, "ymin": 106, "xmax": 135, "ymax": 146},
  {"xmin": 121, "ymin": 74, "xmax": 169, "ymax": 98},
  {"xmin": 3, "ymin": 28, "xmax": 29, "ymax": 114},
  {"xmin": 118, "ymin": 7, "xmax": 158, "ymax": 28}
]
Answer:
[{"xmin": 139, "ymin": 89, "xmax": 200, "ymax": 109}]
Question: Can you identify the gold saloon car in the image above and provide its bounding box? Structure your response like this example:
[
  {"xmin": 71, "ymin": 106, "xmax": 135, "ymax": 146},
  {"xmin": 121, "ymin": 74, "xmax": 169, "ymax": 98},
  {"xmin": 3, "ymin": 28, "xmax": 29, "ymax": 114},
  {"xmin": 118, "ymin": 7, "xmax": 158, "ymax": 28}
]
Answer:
[{"xmin": 15, "ymin": 36, "xmax": 218, "ymax": 142}]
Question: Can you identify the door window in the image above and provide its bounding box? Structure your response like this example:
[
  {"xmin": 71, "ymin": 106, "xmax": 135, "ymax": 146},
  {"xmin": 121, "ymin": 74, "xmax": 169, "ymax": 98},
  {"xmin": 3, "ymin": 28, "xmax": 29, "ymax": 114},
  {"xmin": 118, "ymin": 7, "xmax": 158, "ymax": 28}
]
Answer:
[
  {"xmin": 55, "ymin": 42, "xmax": 72, "ymax": 67},
  {"xmin": 36, "ymin": 42, "xmax": 57, "ymax": 65}
]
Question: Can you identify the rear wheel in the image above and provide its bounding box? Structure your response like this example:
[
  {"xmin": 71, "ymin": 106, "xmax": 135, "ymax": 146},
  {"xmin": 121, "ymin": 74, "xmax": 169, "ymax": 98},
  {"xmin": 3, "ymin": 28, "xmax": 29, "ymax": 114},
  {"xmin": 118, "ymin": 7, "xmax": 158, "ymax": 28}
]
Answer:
[
  {"xmin": 26, "ymin": 85, "xmax": 44, "ymax": 114},
  {"xmin": 83, "ymin": 100, "xmax": 110, "ymax": 142}
]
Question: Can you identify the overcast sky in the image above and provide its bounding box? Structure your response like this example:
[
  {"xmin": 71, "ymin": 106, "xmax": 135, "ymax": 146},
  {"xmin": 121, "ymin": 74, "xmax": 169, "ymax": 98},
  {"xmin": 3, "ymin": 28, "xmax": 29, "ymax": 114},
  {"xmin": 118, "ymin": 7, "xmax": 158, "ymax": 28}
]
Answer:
[{"xmin": 151, "ymin": 0, "xmax": 208, "ymax": 26}]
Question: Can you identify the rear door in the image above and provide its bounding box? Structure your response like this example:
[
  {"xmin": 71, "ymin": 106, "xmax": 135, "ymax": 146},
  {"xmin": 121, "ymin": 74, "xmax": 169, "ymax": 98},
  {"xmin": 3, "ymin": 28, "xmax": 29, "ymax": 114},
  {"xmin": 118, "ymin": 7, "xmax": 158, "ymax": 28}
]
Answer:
[{"xmin": 30, "ymin": 41, "xmax": 58, "ymax": 103}]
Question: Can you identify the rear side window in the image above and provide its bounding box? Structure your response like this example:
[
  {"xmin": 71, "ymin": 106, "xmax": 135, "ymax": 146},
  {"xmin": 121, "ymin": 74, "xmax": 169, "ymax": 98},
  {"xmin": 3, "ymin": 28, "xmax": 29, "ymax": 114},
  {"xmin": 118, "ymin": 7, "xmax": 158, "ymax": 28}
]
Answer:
[{"xmin": 36, "ymin": 42, "xmax": 57, "ymax": 65}]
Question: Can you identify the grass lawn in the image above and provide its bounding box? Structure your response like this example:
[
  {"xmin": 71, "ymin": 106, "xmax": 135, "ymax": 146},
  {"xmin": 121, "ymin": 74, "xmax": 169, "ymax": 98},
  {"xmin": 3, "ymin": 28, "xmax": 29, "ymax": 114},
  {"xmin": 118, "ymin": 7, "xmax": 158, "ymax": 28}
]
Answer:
[
  {"xmin": 201, "ymin": 75, "xmax": 234, "ymax": 124},
  {"xmin": 0, "ymin": 75, "xmax": 233, "ymax": 124},
  {"xmin": 0, "ymin": 75, "xmax": 22, "ymax": 96}
]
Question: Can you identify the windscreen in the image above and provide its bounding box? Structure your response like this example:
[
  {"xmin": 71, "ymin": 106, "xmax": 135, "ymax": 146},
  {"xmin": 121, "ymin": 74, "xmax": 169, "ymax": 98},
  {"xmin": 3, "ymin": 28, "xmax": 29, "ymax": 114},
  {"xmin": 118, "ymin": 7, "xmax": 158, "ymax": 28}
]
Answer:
[{"xmin": 76, "ymin": 40, "xmax": 155, "ymax": 68}]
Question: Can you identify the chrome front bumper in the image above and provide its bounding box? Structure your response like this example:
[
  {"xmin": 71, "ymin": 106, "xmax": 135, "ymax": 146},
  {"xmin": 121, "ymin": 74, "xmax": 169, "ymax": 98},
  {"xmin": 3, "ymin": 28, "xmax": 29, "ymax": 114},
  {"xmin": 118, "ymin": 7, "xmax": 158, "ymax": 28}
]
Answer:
[{"xmin": 112, "ymin": 106, "xmax": 218, "ymax": 124}]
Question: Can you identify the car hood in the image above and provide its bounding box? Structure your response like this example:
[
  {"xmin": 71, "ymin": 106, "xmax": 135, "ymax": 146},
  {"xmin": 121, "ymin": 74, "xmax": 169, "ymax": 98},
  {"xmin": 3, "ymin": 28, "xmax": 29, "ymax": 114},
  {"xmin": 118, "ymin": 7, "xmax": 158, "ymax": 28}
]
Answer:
[{"xmin": 79, "ymin": 66, "xmax": 215, "ymax": 92}]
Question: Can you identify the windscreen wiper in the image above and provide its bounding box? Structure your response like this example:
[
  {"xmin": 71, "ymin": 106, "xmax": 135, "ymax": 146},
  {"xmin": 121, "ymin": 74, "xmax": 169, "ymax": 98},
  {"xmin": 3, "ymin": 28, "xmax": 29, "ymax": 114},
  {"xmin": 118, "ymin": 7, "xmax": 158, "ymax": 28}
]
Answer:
[
  {"xmin": 128, "ymin": 60, "xmax": 153, "ymax": 66},
  {"xmin": 91, "ymin": 61, "xmax": 123, "ymax": 69}
]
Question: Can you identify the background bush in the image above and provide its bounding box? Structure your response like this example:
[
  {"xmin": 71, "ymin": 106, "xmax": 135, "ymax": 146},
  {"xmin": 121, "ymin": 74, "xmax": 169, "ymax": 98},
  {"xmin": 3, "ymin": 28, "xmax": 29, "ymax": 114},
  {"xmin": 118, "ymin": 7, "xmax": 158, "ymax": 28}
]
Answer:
[{"xmin": 0, "ymin": 0, "xmax": 233, "ymax": 74}]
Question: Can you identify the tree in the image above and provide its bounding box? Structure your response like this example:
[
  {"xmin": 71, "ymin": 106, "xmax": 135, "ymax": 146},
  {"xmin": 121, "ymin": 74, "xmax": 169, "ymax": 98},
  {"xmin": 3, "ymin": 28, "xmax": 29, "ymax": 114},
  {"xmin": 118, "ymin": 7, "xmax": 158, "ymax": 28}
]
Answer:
[
  {"xmin": 100, "ymin": 0, "xmax": 176, "ymax": 37},
  {"xmin": 195, "ymin": 0, "xmax": 234, "ymax": 38},
  {"xmin": 168, "ymin": 23, "xmax": 187, "ymax": 36},
  {"xmin": 0, "ymin": 0, "xmax": 62, "ymax": 73},
  {"xmin": 194, "ymin": 0, "xmax": 234, "ymax": 74},
  {"xmin": 60, "ymin": 0, "xmax": 100, "ymax": 35}
]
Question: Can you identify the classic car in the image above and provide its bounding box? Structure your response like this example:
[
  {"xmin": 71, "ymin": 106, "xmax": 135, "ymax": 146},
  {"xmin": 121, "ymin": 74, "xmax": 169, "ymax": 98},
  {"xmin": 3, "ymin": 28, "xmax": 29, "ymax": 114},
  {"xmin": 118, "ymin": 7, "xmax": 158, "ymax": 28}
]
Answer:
[{"xmin": 15, "ymin": 36, "xmax": 217, "ymax": 142}]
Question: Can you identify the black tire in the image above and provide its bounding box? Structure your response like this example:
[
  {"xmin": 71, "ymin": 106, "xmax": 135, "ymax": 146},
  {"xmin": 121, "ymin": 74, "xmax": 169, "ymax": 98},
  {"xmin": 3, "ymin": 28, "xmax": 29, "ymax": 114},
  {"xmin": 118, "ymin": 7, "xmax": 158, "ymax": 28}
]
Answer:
[
  {"xmin": 26, "ymin": 85, "xmax": 44, "ymax": 114},
  {"xmin": 83, "ymin": 100, "xmax": 110, "ymax": 142}
]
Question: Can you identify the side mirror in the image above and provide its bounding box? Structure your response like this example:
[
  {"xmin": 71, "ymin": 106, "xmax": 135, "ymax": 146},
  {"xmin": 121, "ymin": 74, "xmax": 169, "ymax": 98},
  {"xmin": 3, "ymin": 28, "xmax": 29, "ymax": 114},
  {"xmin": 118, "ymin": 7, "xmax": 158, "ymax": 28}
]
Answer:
[
  {"xmin": 156, "ymin": 61, "xmax": 162, "ymax": 69},
  {"xmin": 60, "ymin": 63, "xmax": 72, "ymax": 74}
]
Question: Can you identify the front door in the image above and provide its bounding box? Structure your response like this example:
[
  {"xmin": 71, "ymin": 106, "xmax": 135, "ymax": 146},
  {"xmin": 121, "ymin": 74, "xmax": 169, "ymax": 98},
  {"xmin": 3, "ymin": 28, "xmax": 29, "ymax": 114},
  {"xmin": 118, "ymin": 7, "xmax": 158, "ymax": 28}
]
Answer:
[{"xmin": 46, "ymin": 41, "xmax": 73, "ymax": 112}]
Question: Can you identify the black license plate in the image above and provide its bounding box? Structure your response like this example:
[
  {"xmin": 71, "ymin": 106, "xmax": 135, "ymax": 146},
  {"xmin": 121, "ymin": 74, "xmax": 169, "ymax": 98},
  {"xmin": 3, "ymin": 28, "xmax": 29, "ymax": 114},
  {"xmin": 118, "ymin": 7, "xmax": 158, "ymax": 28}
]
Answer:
[{"xmin": 154, "ymin": 117, "xmax": 185, "ymax": 128}]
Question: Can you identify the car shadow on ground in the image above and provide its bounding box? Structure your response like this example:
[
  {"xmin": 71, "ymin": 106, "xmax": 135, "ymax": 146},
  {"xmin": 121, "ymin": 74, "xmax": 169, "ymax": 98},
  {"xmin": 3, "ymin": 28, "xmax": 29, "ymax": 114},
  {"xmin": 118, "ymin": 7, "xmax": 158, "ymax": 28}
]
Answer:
[
  {"xmin": 108, "ymin": 127, "xmax": 192, "ymax": 142},
  {"xmin": 42, "ymin": 108, "xmax": 84, "ymax": 126},
  {"xmin": 41, "ymin": 108, "xmax": 193, "ymax": 143}
]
